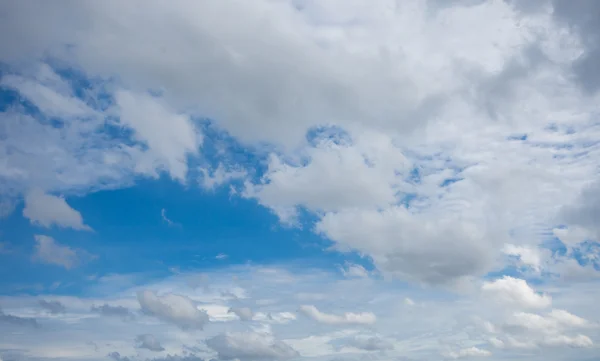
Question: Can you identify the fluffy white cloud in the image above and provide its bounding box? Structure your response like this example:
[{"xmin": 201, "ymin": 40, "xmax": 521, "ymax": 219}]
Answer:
[
  {"xmin": 32, "ymin": 235, "xmax": 85, "ymax": 269},
  {"xmin": 137, "ymin": 290, "xmax": 209, "ymax": 330},
  {"xmin": 206, "ymin": 332, "xmax": 299, "ymax": 361},
  {"xmin": 484, "ymin": 308, "xmax": 595, "ymax": 350},
  {"xmin": 115, "ymin": 90, "xmax": 201, "ymax": 182},
  {"xmin": 317, "ymin": 205, "xmax": 498, "ymax": 285},
  {"xmin": 481, "ymin": 276, "xmax": 552, "ymax": 309},
  {"xmin": 298, "ymin": 305, "xmax": 376, "ymax": 326},
  {"xmin": 23, "ymin": 189, "xmax": 91, "ymax": 230},
  {"xmin": 502, "ymin": 244, "xmax": 543, "ymax": 271}
]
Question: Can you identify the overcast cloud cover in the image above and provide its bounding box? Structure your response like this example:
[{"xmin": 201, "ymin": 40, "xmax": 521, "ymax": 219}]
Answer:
[{"xmin": 0, "ymin": 0, "xmax": 600, "ymax": 360}]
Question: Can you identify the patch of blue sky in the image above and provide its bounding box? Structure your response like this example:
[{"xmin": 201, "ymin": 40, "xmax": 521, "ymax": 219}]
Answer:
[{"xmin": 0, "ymin": 170, "xmax": 369, "ymax": 296}]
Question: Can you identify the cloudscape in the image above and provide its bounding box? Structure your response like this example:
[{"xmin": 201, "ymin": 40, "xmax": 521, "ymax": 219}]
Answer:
[{"xmin": 1, "ymin": 1, "xmax": 600, "ymax": 360}]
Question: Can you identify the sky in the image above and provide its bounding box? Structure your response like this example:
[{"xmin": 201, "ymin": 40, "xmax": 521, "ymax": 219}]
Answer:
[{"xmin": 0, "ymin": 0, "xmax": 600, "ymax": 360}]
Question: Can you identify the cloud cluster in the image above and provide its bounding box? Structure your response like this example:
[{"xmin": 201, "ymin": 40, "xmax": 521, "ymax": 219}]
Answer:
[{"xmin": 0, "ymin": 0, "xmax": 599, "ymax": 287}]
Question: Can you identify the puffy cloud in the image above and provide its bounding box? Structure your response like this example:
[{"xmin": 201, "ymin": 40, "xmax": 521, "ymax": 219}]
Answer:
[
  {"xmin": 200, "ymin": 164, "xmax": 247, "ymax": 191},
  {"xmin": 317, "ymin": 206, "xmax": 497, "ymax": 285},
  {"xmin": 137, "ymin": 290, "xmax": 209, "ymax": 329},
  {"xmin": 206, "ymin": 332, "xmax": 299, "ymax": 361},
  {"xmin": 32, "ymin": 235, "xmax": 87, "ymax": 270},
  {"xmin": 23, "ymin": 188, "xmax": 91, "ymax": 230},
  {"xmin": 135, "ymin": 334, "xmax": 165, "ymax": 352},
  {"xmin": 298, "ymin": 305, "xmax": 376, "ymax": 326},
  {"xmin": 502, "ymin": 244, "xmax": 543, "ymax": 271},
  {"xmin": 481, "ymin": 276, "xmax": 551, "ymax": 309},
  {"xmin": 0, "ymin": 0, "xmax": 599, "ymax": 289},
  {"xmin": 38, "ymin": 299, "xmax": 66, "ymax": 314},
  {"xmin": 483, "ymin": 308, "xmax": 594, "ymax": 350},
  {"xmin": 115, "ymin": 90, "xmax": 201, "ymax": 182}
]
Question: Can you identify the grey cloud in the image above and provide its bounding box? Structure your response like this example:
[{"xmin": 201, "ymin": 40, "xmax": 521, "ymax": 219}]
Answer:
[
  {"xmin": 136, "ymin": 334, "xmax": 165, "ymax": 352},
  {"xmin": 91, "ymin": 304, "xmax": 134, "ymax": 319},
  {"xmin": 551, "ymin": 0, "xmax": 600, "ymax": 93},
  {"xmin": 108, "ymin": 352, "xmax": 133, "ymax": 361},
  {"xmin": 228, "ymin": 307, "xmax": 254, "ymax": 321},
  {"xmin": 346, "ymin": 336, "xmax": 394, "ymax": 351},
  {"xmin": 38, "ymin": 299, "xmax": 66, "ymax": 314},
  {"xmin": 0, "ymin": 309, "xmax": 39, "ymax": 328},
  {"xmin": 560, "ymin": 182, "xmax": 600, "ymax": 240},
  {"xmin": 206, "ymin": 332, "xmax": 299, "ymax": 361}
]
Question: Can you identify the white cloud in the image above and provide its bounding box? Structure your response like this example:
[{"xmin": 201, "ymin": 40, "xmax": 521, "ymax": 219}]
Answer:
[
  {"xmin": 502, "ymin": 244, "xmax": 543, "ymax": 271},
  {"xmin": 1, "ymin": 1, "xmax": 600, "ymax": 359},
  {"xmin": 115, "ymin": 90, "xmax": 201, "ymax": 182},
  {"xmin": 23, "ymin": 188, "xmax": 91, "ymax": 231},
  {"xmin": 0, "ymin": 265, "xmax": 598, "ymax": 360},
  {"xmin": 0, "ymin": 0, "xmax": 599, "ymax": 288},
  {"xmin": 200, "ymin": 164, "xmax": 247, "ymax": 191},
  {"xmin": 443, "ymin": 346, "xmax": 491, "ymax": 359},
  {"xmin": 298, "ymin": 305, "xmax": 376, "ymax": 326},
  {"xmin": 137, "ymin": 290, "xmax": 209, "ymax": 330},
  {"xmin": 340, "ymin": 264, "xmax": 370, "ymax": 279},
  {"xmin": 32, "ymin": 235, "xmax": 83, "ymax": 269},
  {"xmin": 317, "ymin": 205, "xmax": 498, "ymax": 285},
  {"xmin": 206, "ymin": 332, "xmax": 299, "ymax": 361},
  {"xmin": 481, "ymin": 276, "xmax": 552, "ymax": 309}
]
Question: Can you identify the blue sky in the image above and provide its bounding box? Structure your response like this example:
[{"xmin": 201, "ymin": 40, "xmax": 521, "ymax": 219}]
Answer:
[{"xmin": 1, "ymin": 1, "xmax": 600, "ymax": 361}]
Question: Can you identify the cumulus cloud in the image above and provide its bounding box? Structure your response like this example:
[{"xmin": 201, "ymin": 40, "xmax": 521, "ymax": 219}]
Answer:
[
  {"xmin": 481, "ymin": 276, "xmax": 552, "ymax": 309},
  {"xmin": 206, "ymin": 332, "xmax": 299, "ymax": 361},
  {"xmin": 23, "ymin": 188, "xmax": 91, "ymax": 230},
  {"xmin": 0, "ymin": 0, "xmax": 599, "ymax": 288},
  {"xmin": 32, "ymin": 235, "xmax": 89, "ymax": 269},
  {"xmin": 38, "ymin": 299, "xmax": 66, "ymax": 314},
  {"xmin": 1, "ymin": 1, "xmax": 600, "ymax": 359},
  {"xmin": 137, "ymin": 290, "xmax": 209, "ymax": 329},
  {"xmin": 482, "ymin": 308, "xmax": 594, "ymax": 350},
  {"xmin": 135, "ymin": 334, "xmax": 165, "ymax": 352},
  {"xmin": 298, "ymin": 305, "xmax": 376, "ymax": 326},
  {"xmin": 115, "ymin": 90, "xmax": 201, "ymax": 182},
  {"xmin": 502, "ymin": 244, "xmax": 543, "ymax": 271}
]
